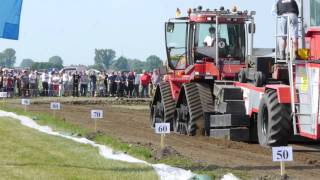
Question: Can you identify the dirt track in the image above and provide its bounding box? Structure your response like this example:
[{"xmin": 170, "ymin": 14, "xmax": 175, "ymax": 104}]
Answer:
[{"xmin": 6, "ymin": 99, "xmax": 320, "ymax": 179}]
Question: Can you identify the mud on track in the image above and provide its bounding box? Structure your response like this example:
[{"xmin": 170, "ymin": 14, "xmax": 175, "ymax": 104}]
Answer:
[{"xmin": 6, "ymin": 98, "xmax": 320, "ymax": 179}]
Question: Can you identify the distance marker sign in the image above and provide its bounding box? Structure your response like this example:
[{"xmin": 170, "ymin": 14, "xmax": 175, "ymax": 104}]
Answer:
[
  {"xmin": 21, "ymin": 99, "xmax": 31, "ymax": 105},
  {"xmin": 272, "ymin": 146, "xmax": 293, "ymax": 162},
  {"xmin": 0, "ymin": 92, "xmax": 7, "ymax": 98},
  {"xmin": 91, "ymin": 110, "xmax": 103, "ymax": 119},
  {"xmin": 155, "ymin": 123, "xmax": 170, "ymax": 134},
  {"xmin": 50, "ymin": 102, "xmax": 61, "ymax": 110}
]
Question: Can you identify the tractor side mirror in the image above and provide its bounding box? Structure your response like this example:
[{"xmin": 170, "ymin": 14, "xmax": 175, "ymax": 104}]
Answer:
[
  {"xmin": 167, "ymin": 22, "xmax": 175, "ymax": 33},
  {"xmin": 248, "ymin": 23, "xmax": 256, "ymax": 34}
]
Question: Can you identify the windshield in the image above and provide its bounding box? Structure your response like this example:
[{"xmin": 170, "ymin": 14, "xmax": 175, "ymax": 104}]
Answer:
[
  {"xmin": 195, "ymin": 23, "xmax": 245, "ymax": 60},
  {"xmin": 165, "ymin": 23, "xmax": 187, "ymax": 70}
]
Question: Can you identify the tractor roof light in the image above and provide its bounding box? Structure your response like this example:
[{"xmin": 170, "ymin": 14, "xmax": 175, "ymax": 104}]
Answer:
[{"xmin": 198, "ymin": 6, "xmax": 203, "ymax": 11}]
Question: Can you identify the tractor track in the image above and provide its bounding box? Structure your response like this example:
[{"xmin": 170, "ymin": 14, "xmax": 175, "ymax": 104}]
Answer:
[{"xmin": 5, "ymin": 99, "xmax": 320, "ymax": 179}]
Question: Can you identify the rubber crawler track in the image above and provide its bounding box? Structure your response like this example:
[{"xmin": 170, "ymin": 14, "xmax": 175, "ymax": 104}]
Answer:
[
  {"xmin": 183, "ymin": 82, "xmax": 215, "ymax": 135},
  {"xmin": 152, "ymin": 82, "xmax": 176, "ymax": 124}
]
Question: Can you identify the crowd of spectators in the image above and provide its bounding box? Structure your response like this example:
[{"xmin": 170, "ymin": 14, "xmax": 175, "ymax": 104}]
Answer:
[{"xmin": 0, "ymin": 67, "xmax": 162, "ymax": 99}]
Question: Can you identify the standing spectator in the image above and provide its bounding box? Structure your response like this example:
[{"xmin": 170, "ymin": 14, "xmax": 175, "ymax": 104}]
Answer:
[
  {"xmin": 15, "ymin": 72, "xmax": 22, "ymax": 96},
  {"xmin": 115, "ymin": 71, "xmax": 123, "ymax": 98},
  {"xmin": 103, "ymin": 71, "xmax": 108, "ymax": 96},
  {"xmin": 72, "ymin": 71, "xmax": 80, "ymax": 97},
  {"xmin": 48, "ymin": 71, "xmax": 54, "ymax": 97},
  {"xmin": 127, "ymin": 71, "xmax": 135, "ymax": 98},
  {"xmin": 140, "ymin": 70, "xmax": 151, "ymax": 98},
  {"xmin": 80, "ymin": 71, "xmax": 89, "ymax": 96},
  {"xmin": 62, "ymin": 71, "xmax": 69, "ymax": 96},
  {"xmin": 133, "ymin": 71, "xmax": 140, "ymax": 98},
  {"xmin": 151, "ymin": 69, "xmax": 161, "ymax": 96},
  {"xmin": 29, "ymin": 71, "xmax": 38, "ymax": 97},
  {"xmin": 0, "ymin": 69, "xmax": 3, "ymax": 91},
  {"xmin": 20, "ymin": 70, "xmax": 29, "ymax": 97},
  {"xmin": 98, "ymin": 72, "xmax": 105, "ymax": 97},
  {"xmin": 6, "ymin": 71, "xmax": 14, "ymax": 97},
  {"xmin": 108, "ymin": 72, "xmax": 116, "ymax": 97},
  {"xmin": 90, "ymin": 71, "xmax": 97, "ymax": 97},
  {"xmin": 122, "ymin": 72, "xmax": 128, "ymax": 96},
  {"xmin": 51, "ymin": 72, "xmax": 60, "ymax": 96},
  {"xmin": 41, "ymin": 70, "xmax": 49, "ymax": 96}
]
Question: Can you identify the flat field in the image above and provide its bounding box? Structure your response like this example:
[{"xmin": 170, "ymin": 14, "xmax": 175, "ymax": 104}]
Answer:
[{"xmin": 0, "ymin": 117, "xmax": 157, "ymax": 180}]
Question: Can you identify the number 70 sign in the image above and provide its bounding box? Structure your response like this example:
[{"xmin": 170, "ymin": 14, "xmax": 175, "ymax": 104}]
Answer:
[{"xmin": 91, "ymin": 110, "xmax": 103, "ymax": 119}]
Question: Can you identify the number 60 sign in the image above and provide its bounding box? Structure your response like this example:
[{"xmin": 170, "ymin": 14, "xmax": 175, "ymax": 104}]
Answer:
[{"xmin": 155, "ymin": 123, "xmax": 170, "ymax": 134}]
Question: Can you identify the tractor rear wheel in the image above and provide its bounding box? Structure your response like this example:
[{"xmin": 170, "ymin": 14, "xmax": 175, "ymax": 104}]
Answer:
[{"xmin": 257, "ymin": 90, "xmax": 292, "ymax": 147}]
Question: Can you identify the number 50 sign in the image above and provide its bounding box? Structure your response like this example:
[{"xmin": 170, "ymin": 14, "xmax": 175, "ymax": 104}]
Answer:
[{"xmin": 272, "ymin": 146, "xmax": 293, "ymax": 162}]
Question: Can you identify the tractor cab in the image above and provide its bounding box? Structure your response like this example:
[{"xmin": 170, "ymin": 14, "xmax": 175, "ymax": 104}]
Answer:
[{"xmin": 165, "ymin": 6, "xmax": 256, "ymax": 80}]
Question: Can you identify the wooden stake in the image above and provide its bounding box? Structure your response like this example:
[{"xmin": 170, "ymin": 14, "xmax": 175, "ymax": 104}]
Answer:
[
  {"xmin": 53, "ymin": 109, "xmax": 56, "ymax": 119},
  {"xmin": 160, "ymin": 134, "xmax": 165, "ymax": 149},
  {"xmin": 94, "ymin": 119, "xmax": 97, "ymax": 132},
  {"xmin": 280, "ymin": 161, "xmax": 286, "ymax": 176},
  {"xmin": 24, "ymin": 104, "xmax": 27, "ymax": 112}
]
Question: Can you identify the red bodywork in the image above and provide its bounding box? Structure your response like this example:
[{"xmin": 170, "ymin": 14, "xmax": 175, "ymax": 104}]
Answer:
[{"xmin": 305, "ymin": 27, "xmax": 320, "ymax": 60}]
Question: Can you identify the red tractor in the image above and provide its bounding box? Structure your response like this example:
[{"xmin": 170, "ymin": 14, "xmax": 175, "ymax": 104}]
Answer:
[
  {"xmin": 150, "ymin": 5, "xmax": 320, "ymax": 147},
  {"xmin": 150, "ymin": 6, "xmax": 257, "ymax": 137}
]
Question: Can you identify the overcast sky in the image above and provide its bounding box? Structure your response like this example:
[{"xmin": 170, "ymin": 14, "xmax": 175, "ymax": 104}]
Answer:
[{"xmin": 0, "ymin": 0, "xmax": 275, "ymax": 66}]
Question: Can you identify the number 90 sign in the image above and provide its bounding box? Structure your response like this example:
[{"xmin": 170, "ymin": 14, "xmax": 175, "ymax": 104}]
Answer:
[
  {"xmin": 272, "ymin": 146, "xmax": 293, "ymax": 162},
  {"xmin": 155, "ymin": 123, "xmax": 170, "ymax": 134}
]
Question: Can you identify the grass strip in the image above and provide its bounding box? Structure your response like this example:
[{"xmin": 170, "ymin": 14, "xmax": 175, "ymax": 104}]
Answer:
[{"xmin": 2, "ymin": 104, "xmax": 249, "ymax": 179}]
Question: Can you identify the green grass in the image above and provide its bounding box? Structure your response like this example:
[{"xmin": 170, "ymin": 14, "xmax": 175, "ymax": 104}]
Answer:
[
  {"xmin": 0, "ymin": 117, "xmax": 157, "ymax": 180},
  {"xmin": 1, "ymin": 104, "xmax": 249, "ymax": 179}
]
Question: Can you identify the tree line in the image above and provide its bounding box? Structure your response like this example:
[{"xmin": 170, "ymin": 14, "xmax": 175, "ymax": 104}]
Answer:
[
  {"xmin": 91, "ymin": 49, "xmax": 163, "ymax": 72},
  {"xmin": 0, "ymin": 48, "xmax": 163, "ymax": 72}
]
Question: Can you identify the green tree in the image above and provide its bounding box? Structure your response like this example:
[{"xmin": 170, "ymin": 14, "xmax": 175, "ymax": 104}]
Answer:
[
  {"xmin": 20, "ymin": 59, "xmax": 34, "ymax": 68},
  {"xmin": 0, "ymin": 48, "xmax": 16, "ymax": 67},
  {"xmin": 145, "ymin": 55, "xmax": 163, "ymax": 71},
  {"xmin": 48, "ymin": 56, "xmax": 63, "ymax": 67},
  {"xmin": 128, "ymin": 59, "xmax": 145, "ymax": 73},
  {"xmin": 94, "ymin": 49, "xmax": 116, "ymax": 70},
  {"xmin": 31, "ymin": 62, "xmax": 62, "ymax": 70},
  {"xmin": 112, "ymin": 56, "xmax": 129, "ymax": 71}
]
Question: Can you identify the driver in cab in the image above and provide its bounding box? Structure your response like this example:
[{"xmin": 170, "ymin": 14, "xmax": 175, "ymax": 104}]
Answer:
[{"xmin": 203, "ymin": 27, "xmax": 216, "ymax": 47}]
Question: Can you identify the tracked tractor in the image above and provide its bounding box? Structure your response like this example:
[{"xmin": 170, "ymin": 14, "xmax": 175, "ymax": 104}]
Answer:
[
  {"xmin": 150, "ymin": 5, "xmax": 320, "ymax": 147},
  {"xmin": 150, "ymin": 6, "xmax": 256, "ymax": 137}
]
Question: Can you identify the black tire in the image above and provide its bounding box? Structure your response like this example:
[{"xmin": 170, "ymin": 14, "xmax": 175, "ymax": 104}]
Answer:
[
  {"xmin": 254, "ymin": 71, "xmax": 264, "ymax": 87},
  {"xmin": 238, "ymin": 69, "xmax": 247, "ymax": 83},
  {"xmin": 257, "ymin": 90, "xmax": 292, "ymax": 147}
]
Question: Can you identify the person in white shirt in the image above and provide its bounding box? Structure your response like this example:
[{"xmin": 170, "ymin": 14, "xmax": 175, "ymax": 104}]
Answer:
[
  {"xmin": 41, "ymin": 70, "xmax": 49, "ymax": 96},
  {"xmin": 51, "ymin": 72, "xmax": 60, "ymax": 96},
  {"xmin": 62, "ymin": 72, "xmax": 69, "ymax": 96},
  {"xmin": 133, "ymin": 72, "xmax": 141, "ymax": 98},
  {"xmin": 203, "ymin": 27, "xmax": 216, "ymax": 47},
  {"xmin": 29, "ymin": 71, "xmax": 38, "ymax": 97}
]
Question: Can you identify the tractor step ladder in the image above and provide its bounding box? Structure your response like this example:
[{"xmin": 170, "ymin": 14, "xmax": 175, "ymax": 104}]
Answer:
[
  {"xmin": 289, "ymin": 60, "xmax": 315, "ymax": 135},
  {"xmin": 275, "ymin": 16, "xmax": 313, "ymax": 135}
]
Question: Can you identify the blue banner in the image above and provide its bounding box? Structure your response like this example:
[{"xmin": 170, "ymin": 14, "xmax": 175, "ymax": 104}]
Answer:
[{"xmin": 0, "ymin": 0, "xmax": 23, "ymax": 40}]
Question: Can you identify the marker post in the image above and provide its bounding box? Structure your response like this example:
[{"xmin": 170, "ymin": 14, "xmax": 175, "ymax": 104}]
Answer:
[
  {"xmin": 91, "ymin": 110, "xmax": 103, "ymax": 132},
  {"xmin": 21, "ymin": 99, "xmax": 31, "ymax": 112},
  {"xmin": 0, "ymin": 92, "xmax": 7, "ymax": 108},
  {"xmin": 155, "ymin": 123, "xmax": 170, "ymax": 150},
  {"xmin": 272, "ymin": 146, "xmax": 293, "ymax": 177},
  {"xmin": 50, "ymin": 102, "xmax": 61, "ymax": 119}
]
